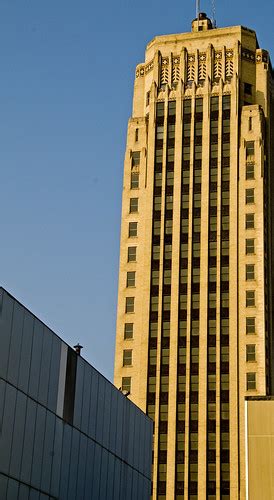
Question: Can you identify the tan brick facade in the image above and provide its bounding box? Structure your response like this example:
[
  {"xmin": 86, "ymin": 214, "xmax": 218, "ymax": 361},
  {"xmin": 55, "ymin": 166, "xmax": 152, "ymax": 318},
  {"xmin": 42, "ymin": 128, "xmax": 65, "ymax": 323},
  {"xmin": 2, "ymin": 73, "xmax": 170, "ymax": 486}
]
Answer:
[{"xmin": 114, "ymin": 14, "xmax": 273, "ymax": 499}]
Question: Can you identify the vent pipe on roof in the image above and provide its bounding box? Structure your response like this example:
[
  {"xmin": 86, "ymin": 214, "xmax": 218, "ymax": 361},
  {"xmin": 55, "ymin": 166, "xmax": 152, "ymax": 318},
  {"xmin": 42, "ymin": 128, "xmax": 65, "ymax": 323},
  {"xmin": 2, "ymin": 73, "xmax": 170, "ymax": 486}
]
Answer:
[{"xmin": 74, "ymin": 343, "xmax": 83, "ymax": 355}]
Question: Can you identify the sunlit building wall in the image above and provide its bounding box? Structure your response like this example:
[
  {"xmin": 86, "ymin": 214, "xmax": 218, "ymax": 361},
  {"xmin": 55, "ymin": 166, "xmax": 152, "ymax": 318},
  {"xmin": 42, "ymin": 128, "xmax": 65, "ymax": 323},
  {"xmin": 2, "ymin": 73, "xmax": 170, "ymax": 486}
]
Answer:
[{"xmin": 114, "ymin": 13, "xmax": 274, "ymax": 499}]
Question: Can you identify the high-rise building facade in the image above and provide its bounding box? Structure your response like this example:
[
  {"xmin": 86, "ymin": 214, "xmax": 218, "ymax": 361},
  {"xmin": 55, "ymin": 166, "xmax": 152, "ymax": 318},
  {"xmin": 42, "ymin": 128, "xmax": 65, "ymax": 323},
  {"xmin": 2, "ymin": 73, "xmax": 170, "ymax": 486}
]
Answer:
[{"xmin": 114, "ymin": 13, "xmax": 274, "ymax": 499}]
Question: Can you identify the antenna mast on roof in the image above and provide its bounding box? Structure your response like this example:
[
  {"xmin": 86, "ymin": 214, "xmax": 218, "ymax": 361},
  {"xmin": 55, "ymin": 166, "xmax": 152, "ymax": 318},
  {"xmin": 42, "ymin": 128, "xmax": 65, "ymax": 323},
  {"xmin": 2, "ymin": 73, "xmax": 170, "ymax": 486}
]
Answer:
[
  {"xmin": 196, "ymin": 0, "xmax": 201, "ymax": 18},
  {"xmin": 211, "ymin": 0, "xmax": 216, "ymax": 27}
]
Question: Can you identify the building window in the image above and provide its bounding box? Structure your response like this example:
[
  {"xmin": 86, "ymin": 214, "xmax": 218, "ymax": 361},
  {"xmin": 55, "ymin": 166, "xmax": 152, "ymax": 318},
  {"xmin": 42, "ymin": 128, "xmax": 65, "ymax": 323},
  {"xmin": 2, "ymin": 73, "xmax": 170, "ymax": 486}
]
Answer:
[
  {"xmin": 156, "ymin": 149, "xmax": 163, "ymax": 164},
  {"xmin": 163, "ymin": 295, "xmax": 171, "ymax": 311},
  {"xmin": 166, "ymin": 194, "xmax": 173, "ymax": 210},
  {"xmin": 123, "ymin": 349, "xmax": 132, "ymax": 366},
  {"xmin": 122, "ymin": 376, "xmax": 131, "ymax": 392},
  {"xmin": 128, "ymin": 246, "xmax": 136, "ymax": 262},
  {"xmin": 166, "ymin": 172, "xmax": 174, "ymax": 186},
  {"xmin": 154, "ymin": 196, "xmax": 162, "ymax": 211},
  {"xmin": 249, "ymin": 117, "xmax": 252, "ymax": 131},
  {"xmin": 152, "ymin": 270, "xmax": 159, "ymax": 285},
  {"xmin": 157, "ymin": 126, "xmax": 164, "ymax": 141},
  {"xmin": 246, "ymin": 141, "xmax": 254, "ymax": 158},
  {"xmin": 129, "ymin": 222, "xmax": 138, "ymax": 237},
  {"xmin": 124, "ymin": 323, "xmax": 133, "ymax": 339},
  {"xmin": 132, "ymin": 151, "xmax": 140, "ymax": 166},
  {"xmin": 126, "ymin": 297, "xmax": 135, "ymax": 313},
  {"xmin": 246, "ymin": 317, "xmax": 255, "ymax": 334},
  {"xmin": 245, "ymin": 213, "xmax": 254, "ymax": 229},
  {"xmin": 165, "ymin": 220, "xmax": 173, "ymax": 234},
  {"xmin": 149, "ymin": 349, "xmax": 157, "ymax": 367},
  {"xmin": 155, "ymin": 172, "xmax": 163, "ymax": 187},
  {"xmin": 246, "ymin": 290, "xmax": 255, "ymax": 307},
  {"xmin": 246, "ymin": 163, "xmax": 254, "ymax": 180},
  {"xmin": 131, "ymin": 171, "xmax": 139, "ymax": 189},
  {"xmin": 246, "ymin": 238, "xmax": 255, "ymax": 254},
  {"xmin": 246, "ymin": 344, "xmax": 256, "ymax": 362},
  {"xmin": 127, "ymin": 271, "xmax": 136, "ymax": 287},
  {"xmin": 146, "ymin": 91, "xmax": 150, "ymax": 107},
  {"xmin": 164, "ymin": 270, "xmax": 171, "ymax": 285},
  {"xmin": 244, "ymin": 83, "xmax": 252, "ymax": 95},
  {"xmin": 246, "ymin": 372, "xmax": 256, "ymax": 390},
  {"xmin": 151, "ymin": 296, "xmax": 159, "ymax": 312},
  {"xmin": 152, "ymin": 245, "xmax": 160, "ymax": 260},
  {"xmin": 150, "ymin": 322, "xmax": 158, "ymax": 338},
  {"xmin": 168, "ymin": 100, "xmax": 176, "ymax": 117},
  {"xmin": 164, "ymin": 244, "xmax": 172, "ymax": 260},
  {"xmin": 153, "ymin": 221, "xmax": 161, "ymax": 236},
  {"xmin": 135, "ymin": 128, "xmax": 139, "ymax": 142},
  {"xmin": 245, "ymin": 188, "xmax": 254, "ymax": 204},
  {"xmin": 246, "ymin": 264, "xmax": 255, "ymax": 280},
  {"xmin": 130, "ymin": 198, "xmax": 139, "ymax": 213},
  {"xmin": 167, "ymin": 147, "xmax": 175, "ymax": 162}
]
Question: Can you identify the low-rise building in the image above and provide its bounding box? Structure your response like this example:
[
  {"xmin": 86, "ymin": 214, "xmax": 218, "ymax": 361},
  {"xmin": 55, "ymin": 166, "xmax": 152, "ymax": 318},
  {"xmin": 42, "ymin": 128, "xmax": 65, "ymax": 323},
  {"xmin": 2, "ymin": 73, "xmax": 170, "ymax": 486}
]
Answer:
[{"xmin": 0, "ymin": 287, "xmax": 152, "ymax": 499}]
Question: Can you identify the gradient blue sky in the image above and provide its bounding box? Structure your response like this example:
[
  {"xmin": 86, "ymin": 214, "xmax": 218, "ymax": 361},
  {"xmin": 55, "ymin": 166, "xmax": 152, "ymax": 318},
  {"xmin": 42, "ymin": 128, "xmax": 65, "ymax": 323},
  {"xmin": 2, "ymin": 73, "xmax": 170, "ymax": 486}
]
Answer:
[{"xmin": 1, "ymin": 1, "xmax": 273, "ymax": 381}]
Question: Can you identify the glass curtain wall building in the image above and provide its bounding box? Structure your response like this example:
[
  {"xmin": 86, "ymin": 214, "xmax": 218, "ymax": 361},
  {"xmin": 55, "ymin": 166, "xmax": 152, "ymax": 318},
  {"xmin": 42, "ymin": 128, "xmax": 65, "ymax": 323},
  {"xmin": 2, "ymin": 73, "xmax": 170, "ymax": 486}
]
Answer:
[
  {"xmin": 114, "ymin": 13, "xmax": 274, "ymax": 500},
  {"xmin": 0, "ymin": 287, "xmax": 152, "ymax": 499}
]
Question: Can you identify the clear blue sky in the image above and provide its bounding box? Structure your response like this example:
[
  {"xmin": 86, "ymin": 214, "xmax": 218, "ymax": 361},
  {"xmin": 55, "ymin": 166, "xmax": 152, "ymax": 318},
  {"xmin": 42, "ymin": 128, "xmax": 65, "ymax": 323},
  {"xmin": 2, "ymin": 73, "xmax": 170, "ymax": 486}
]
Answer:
[{"xmin": 1, "ymin": 0, "xmax": 273, "ymax": 381}]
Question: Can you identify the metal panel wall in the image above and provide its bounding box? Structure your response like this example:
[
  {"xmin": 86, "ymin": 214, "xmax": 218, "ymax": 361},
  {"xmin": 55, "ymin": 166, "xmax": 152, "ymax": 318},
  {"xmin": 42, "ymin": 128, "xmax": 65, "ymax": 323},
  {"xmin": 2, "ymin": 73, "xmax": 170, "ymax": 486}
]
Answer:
[{"xmin": 0, "ymin": 288, "xmax": 152, "ymax": 499}]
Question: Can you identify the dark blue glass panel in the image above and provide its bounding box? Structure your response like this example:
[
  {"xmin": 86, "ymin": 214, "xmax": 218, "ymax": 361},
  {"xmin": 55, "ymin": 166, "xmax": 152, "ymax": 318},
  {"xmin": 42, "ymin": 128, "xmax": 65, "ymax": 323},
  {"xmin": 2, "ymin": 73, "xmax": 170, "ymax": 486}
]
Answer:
[
  {"xmin": 106, "ymin": 453, "xmax": 115, "ymax": 498},
  {"xmin": 91, "ymin": 444, "xmax": 102, "ymax": 500},
  {"xmin": 98, "ymin": 448, "xmax": 108, "ymax": 499},
  {"xmin": 88, "ymin": 369, "xmax": 99, "ymax": 440},
  {"xmin": 125, "ymin": 465, "xmax": 133, "ymax": 500},
  {"xmin": 113, "ymin": 459, "xmax": 121, "ymax": 500},
  {"xmin": 83, "ymin": 439, "xmax": 95, "ymax": 499},
  {"xmin": 9, "ymin": 391, "xmax": 27, "ymax": 478},
  {"xmin": 0, "ymin": 474, "xmax": 8, "ymax": 499},
  {"xmin": 18, "ymin": 483, "xmax": 30, "ymax": 500},
  {"xmin": 28, "ymin": 320, "xmax": 43, "ymax": 400},
  {"xmin": 31, "ymin": 405, "xmax": 46, "ymax": 489},
  {"xmin": 59, "ymin": 424, "xmax": 72, "ymax": 498},
  {"xmin": 131, "ymin": 469, "xmax": 138, "ymax": 500},
  {"xmin": 50, "ymin": 417, "xmax": 63, "ymax": 498},
  {"xmin": 29, "ymin": 488, "xmax": 40, "ymax": 500},
  {"xmin": 20, "ymin": 398, "xmax": 37, "ymax": 483},
  {"xmin": 0, "ymin": 292, "xmax": 14, "ymax": 380},
  {"xmin": 67, "ymin": 428, "xmax": 80, "ymax": 500},
  {"xmin": 0, "ymin": 384, "xmax": 16, "ymax": 474},
  {"xmin": 7, "ymin": 478, "xmax": 19, "ymax": 499},
  {"xmin": 80, "ymin": 364, "xmax": 92, "ymax": 435},
  {"xmin": 47, "ymin": 336, "xmax": 61, "ymax": 413},
  {"xmin": 38, "ymin": 328, "xmax": 53, "ymax": 406},
  {"xmin": 7, "ymin": 302, "xmax": 24, "ymax": 387},
  {"xmin": 133, "ymin": 410, "xmax": 139, "ymax": 470},
  {"xmin": 115, "ymin": 393, "xmax": 124, "ymax": 458},
  {"xmin": 18, "ymin": 312, "xmax": 34, "ymax": 394},
  {"xmin": 102, "ymin": 382, "xmax": 111, "ymax": 450},
  {"xmin": 40, "ymin": 411, "xmax": 55, "ymax": 493},
  {"xmin": 109, "ymin": 389, "xmax": 118, "ymax": 454},
  {"xmin": 73, "ymin": 357, "xmax": 85, "ymax": 429},
  {"xmin": 76, "ymin": 434, "xmax": 87, "ymax": 500},
  {"xmin": 95, "ymin": 377, "xmax": 105, "ymax": 445},
  {"xmin": 0, "ymin": 380, "xmax": 6, "ymax": 438},
  {"xmin": 128, "ymin": 404, "xmax": 135, "ymax": 468},
  {"xmin": 121, "ymin": 398, "xmax": 130, "ymax": 462}
]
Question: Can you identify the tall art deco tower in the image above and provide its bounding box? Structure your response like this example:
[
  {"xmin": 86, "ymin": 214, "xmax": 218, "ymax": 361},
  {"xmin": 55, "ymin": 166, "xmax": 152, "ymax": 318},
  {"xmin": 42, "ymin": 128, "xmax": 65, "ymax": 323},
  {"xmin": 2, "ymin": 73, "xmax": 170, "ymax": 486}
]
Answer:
[{"xmin": 114, "ymin": 12, "xmax": 274, "ymax": 499}]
